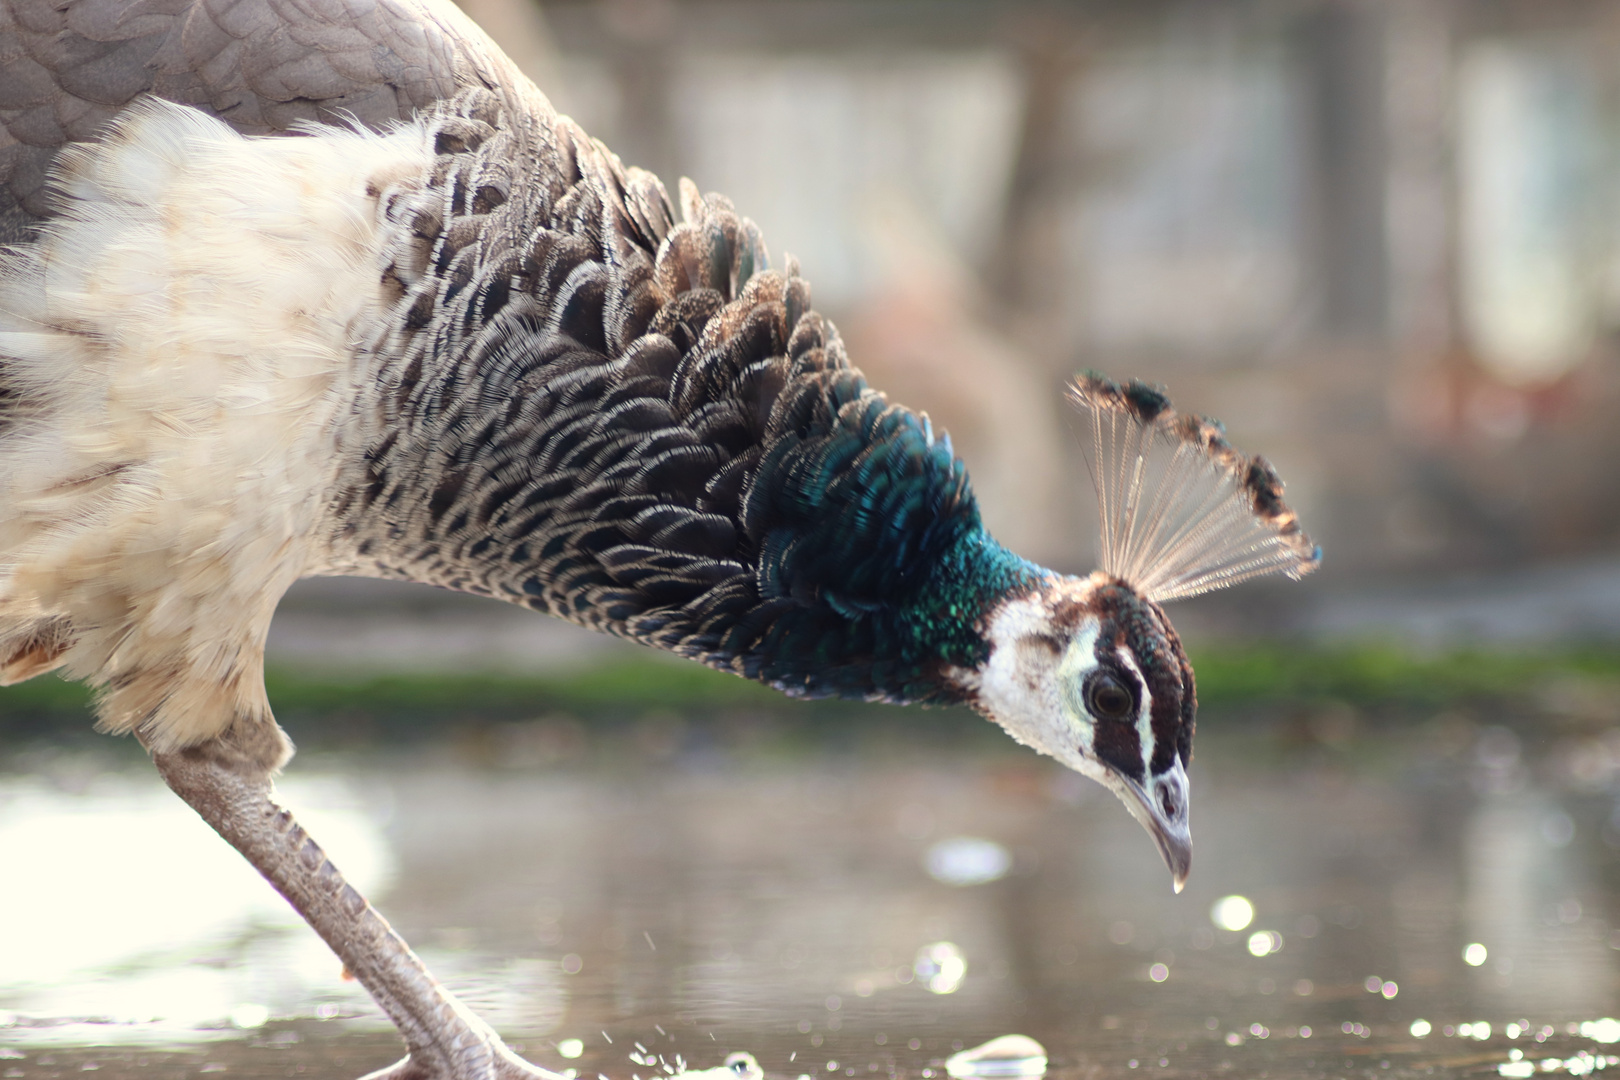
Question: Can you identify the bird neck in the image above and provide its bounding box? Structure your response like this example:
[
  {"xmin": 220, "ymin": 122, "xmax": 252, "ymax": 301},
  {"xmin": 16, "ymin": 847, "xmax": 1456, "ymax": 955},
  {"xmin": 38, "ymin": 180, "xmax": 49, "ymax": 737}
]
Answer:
[
  {"xmin": 868, "ymin": 524, "xmax": 1048, "ymax": 701},
  {"xmin": 734, "ymin": 521, "xmax": 1048, "ymax": 706},
  {"xmin": 309, "ymin": 95, "xmax": 1045, "ymax": 705},
  {"xmin": 724, "ymin": 387, "xmax": 1048, "ymax": 703}
]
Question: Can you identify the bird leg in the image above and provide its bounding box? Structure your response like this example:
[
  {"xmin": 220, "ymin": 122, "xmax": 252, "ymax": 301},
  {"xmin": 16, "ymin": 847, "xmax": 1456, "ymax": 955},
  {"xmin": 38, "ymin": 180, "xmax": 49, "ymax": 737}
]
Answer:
[{"xmin": 150, "ymin": 716, "xmax": 560, "ymax": 1080}]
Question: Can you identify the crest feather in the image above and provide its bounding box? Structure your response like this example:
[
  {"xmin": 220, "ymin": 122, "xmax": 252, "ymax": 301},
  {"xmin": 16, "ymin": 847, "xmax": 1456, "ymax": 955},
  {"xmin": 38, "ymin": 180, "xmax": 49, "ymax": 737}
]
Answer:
[{"xmin": 1069, "ymin": 373, "xmax": 1321, "ymax": 603}]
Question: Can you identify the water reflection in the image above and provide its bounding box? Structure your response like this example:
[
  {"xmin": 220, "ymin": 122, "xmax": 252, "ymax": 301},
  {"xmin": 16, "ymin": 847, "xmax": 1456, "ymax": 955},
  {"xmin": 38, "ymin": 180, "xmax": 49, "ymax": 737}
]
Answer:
[
  {"xmin": 3, "ymin": 713, "xmax": 1620, "ymax": 1079},
  {"xmin": 1466, "ymin": 788, "xmax": 1614, "ymax": 1015},
  {"xmin": 0, "ymin": 772, "xmax": 390, "ymax": 1036}
]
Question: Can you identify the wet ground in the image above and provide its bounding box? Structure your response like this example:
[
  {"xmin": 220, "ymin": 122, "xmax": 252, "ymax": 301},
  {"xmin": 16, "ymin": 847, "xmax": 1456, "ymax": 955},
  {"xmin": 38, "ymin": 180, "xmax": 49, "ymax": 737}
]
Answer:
[{"xmin": 5, "ymin": 697, "xmax": 1620, "ymax": 1080}]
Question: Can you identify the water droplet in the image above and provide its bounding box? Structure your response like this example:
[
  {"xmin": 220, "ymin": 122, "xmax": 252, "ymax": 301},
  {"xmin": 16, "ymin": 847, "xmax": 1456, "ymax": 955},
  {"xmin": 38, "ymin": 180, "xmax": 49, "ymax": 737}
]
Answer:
[
  {"xmin": 229, "ymin": 1004, "xmax": 269, "ymax": 1029},
  {"xmin": 925, "ymin": 838, "xmax": 1011, "ymax": 886},
  {"xmin": 914, "ymin": 942, "xmax": 967, "ymax": 995},
  {"xmin": 1464, "ymin": 943, "xmax": 1489, "ymax": 966},
  {"xmin": 559, "ymin": 1040, "xmax": 585, "ymax": 1060},
  {"xmin": 944, "ymin": 1035, "xmax": 1047, "ymax": 1079},
  {"xmin": 1211, "ymin": 896, "xmax": 1254, "ymax": 932}
]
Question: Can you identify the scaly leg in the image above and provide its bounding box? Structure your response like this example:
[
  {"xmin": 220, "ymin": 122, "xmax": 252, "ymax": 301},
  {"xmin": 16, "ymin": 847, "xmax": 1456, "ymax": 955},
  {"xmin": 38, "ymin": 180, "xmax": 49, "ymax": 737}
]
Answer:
[{"xmin": 150, "ymin": 717, "xmax": 559, "ymax": 1080}]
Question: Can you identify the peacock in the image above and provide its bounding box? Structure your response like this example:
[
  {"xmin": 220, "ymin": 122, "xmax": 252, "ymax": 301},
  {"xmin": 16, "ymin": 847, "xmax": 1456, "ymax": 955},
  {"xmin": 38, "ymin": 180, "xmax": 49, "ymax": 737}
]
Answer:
[{"xmin": 0, "ymin": 0, "xmax": 1320, "ymax": 1077}]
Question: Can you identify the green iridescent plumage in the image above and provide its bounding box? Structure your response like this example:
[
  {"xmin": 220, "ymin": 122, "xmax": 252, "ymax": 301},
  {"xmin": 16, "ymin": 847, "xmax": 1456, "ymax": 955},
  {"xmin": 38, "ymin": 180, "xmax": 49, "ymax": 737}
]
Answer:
[{"xmin": 741, "ymin": 370, "xmax": 1042, "ymax": 701}]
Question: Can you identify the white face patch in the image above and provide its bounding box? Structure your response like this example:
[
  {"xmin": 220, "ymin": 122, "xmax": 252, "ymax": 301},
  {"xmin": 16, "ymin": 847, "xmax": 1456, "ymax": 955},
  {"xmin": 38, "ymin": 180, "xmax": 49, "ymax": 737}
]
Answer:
[
  {"xmin": 1053, "ymin": 625, "xmax": 1100, "ymax": 754},
  {"xmin": 958, "ymin": 578, "xmax": 1112, "ymax": 787},
  {"xmin": 1054, "ymin": 626, "xmax": 1099, "ymax": 712}
]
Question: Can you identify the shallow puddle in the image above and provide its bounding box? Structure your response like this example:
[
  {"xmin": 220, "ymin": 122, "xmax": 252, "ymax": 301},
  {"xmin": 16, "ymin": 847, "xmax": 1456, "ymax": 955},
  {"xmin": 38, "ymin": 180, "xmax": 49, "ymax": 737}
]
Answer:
[{"xmin": 3, "ymin": 712, "xmax": 1620, "ymax": 1080}]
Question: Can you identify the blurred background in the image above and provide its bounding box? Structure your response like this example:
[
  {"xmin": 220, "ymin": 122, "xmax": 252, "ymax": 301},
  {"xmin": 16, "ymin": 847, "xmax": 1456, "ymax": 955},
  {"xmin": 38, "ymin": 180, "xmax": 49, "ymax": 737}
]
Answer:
[
  {"xmin": 13, "ymin": 3, "xmax": 1620, "ymax": 1079},
  {"xmin": 285, "ymin": 0, "xmax": 1620, "ymax": 652}
]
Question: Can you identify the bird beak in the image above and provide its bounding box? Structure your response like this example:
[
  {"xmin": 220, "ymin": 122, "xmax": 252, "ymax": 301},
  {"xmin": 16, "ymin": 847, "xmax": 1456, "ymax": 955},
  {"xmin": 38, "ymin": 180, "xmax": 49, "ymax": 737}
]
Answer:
[{"xmin": 1108, "ymin": 759, "xmax": 1193, "ymax": 892}]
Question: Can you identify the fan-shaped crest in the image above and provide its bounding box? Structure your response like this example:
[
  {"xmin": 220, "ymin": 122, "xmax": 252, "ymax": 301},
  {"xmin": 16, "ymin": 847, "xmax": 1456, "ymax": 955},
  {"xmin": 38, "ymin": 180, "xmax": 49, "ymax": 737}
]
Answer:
[{"xmin": 1069, "ymin": 373, "xmax": 1320, "ymax": 603}]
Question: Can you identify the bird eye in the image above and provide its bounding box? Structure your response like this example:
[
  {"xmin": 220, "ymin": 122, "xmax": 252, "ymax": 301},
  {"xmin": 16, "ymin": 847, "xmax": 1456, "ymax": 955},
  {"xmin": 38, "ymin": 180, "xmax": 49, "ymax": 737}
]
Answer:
[{"xmin": 1085, "ymin": 671, "xmax": 1136, "ymax": 720}]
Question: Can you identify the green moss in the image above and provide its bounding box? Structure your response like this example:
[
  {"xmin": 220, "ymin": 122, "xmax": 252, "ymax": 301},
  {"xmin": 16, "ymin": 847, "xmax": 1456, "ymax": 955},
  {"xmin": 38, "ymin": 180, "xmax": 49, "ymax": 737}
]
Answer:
[
  {"xmin": 261, "ymin": 657, "xmax": 784, "ymax": 715},
  {"xmin": 1190, "ymin": 641, "xmax": 1620, "ymax": 706},
  {"xmin": 6, "ymin": 642, "xmax": 1620, "ymax": 744},
  {"xmin": 0, "ymin": 674, "xmax": 93, "ymax": 715}
]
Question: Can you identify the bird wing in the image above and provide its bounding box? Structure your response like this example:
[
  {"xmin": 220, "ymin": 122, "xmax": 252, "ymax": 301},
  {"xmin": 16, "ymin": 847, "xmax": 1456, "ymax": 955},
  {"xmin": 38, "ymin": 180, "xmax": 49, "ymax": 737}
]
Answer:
[{"xmin": 0, "ymin": 0, "xmax": 520, "ymax": 234}]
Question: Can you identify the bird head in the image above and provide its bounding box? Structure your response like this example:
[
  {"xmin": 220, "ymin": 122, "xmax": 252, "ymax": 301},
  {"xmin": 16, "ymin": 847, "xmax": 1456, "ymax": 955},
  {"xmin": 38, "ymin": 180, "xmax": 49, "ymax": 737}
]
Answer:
[
  {"xmin": 955, "ymin": 374, "xmax": 1319, "ymax": 890},
  {"xmin": 967, "ymin": 571, "xmax": 1195, "ymax": 887}
]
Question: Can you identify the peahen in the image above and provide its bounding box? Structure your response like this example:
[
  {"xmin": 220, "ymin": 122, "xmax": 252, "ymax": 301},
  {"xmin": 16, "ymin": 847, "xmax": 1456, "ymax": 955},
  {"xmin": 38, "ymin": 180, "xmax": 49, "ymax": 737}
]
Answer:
[{"xmin": 0, "ymin": 0, "xmax": 1319, "ymax": 1076}]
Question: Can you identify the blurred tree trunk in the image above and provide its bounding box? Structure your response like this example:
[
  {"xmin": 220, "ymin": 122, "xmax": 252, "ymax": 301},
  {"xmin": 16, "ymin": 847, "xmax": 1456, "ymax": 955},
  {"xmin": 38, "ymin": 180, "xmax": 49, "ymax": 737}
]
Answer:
[
  {"xmin": 1299, "ymin": 0, "xmax": 1390, "ymax": 342},
  {"xmin": 987, "ymin": 20, "xmax": 1089, "ymax": 374}
]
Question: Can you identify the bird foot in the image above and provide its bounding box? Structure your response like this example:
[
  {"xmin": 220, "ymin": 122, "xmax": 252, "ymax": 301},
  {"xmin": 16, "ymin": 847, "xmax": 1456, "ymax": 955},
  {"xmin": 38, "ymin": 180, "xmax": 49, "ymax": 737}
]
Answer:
[{"xmin": 359, "ymin": 1040, "xmax": 567, "ymax": 1080}]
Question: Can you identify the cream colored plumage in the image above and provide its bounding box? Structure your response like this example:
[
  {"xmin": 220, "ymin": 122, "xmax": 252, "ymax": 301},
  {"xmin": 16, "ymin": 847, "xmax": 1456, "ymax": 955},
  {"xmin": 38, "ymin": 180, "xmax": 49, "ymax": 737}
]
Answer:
[{"xmin": 0, "ymin": 102, "xmax": 433, "ymax": 751}]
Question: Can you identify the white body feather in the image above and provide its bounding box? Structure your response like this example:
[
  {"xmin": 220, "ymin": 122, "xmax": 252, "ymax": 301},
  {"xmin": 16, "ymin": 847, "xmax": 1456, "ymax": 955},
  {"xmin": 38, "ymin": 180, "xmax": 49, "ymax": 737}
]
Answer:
[{"xmin": 0, "ymin": 101, "xmax": 432, "ymax": 750}]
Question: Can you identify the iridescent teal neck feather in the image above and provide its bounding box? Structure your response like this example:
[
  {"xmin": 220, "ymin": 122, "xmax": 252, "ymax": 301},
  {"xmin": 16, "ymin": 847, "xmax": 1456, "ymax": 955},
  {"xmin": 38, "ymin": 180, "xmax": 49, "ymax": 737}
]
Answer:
[
  {"xmin": 320, "ymin": 115, "xmax": 1042, "ymax": 705},
  {"xmin": 741, "ymin": 381, "xmax": 1044, "ymax": 701}
]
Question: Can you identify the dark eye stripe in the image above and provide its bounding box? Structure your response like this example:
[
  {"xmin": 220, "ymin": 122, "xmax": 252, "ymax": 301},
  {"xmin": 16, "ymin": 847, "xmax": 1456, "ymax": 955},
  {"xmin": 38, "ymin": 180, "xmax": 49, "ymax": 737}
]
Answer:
[
  {"xmin": 1112, "ymin": 610, "xmax": 1183, "ymax": 776},
  {"xmin": 1090, "ymin": 714, "xmax": 1143, "ymax": 782},
  {"xmin": 1147, "ymin": 665, "xmax": 1183, "ymax": 775},
  {"xmin": 1087, "ymin": 666, "xmax": 1146, "ymax": 783},
  {"xmin": 1091, "ymin": 588, "xmax": 1187, "ymax": 778}
]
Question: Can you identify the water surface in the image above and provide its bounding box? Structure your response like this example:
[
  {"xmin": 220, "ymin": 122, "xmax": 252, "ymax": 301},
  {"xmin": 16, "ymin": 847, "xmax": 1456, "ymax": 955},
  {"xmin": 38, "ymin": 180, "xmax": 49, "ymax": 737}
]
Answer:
[{"xmin": 3, "ymin": 704, "xmax": 1620, "ymax": 1080}]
